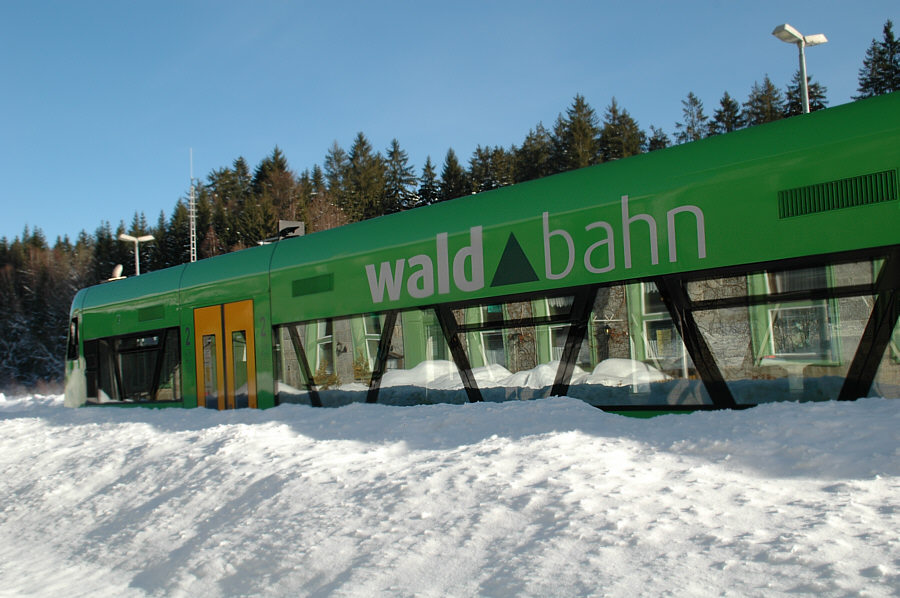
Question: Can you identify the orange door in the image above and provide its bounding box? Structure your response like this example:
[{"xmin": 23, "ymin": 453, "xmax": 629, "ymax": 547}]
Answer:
[{"xmin": 194, "ymin": 300, "xmax": 257, "ymax": 409}]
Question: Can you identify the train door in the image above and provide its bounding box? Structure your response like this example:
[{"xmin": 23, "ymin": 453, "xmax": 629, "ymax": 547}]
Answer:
[{"xmin": 193, "ymin": 300, "xmax": 258, "ymax": 409}]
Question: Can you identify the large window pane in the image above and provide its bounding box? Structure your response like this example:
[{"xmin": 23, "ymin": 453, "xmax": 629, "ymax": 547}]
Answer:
[
  {"xmin": 275, "ymin": 318, "xmax": 368, "ymax": 407},
  {"xmin": 695, "ymin": 295, "xmax": 874, "ymax": 404},
  {"xmin": 870, "ymin": 319, "xmax": 900, "ymax": 398},
  {"xmin": 276, "ymin": 309, "xmax": 468, "ymax": 406},
  {"xmin": 156, "ymin": 330, "xmax": 182, "ymax": 401},
  {"xmin": 565, "ymin": 284, "xmax": 710, "ymax": 407},
  {"xmin": 85, "ymin": 328, "xmax": 181, "ymax": 404},
  {"xmin": 377, "ymin": 309, "xmax": 466, "ymax": 405}
]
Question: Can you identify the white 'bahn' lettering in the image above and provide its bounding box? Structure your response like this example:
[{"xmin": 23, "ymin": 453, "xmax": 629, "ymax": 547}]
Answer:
[
  {"xmin": 621, "ymin": 194, "xmax": 658, "ymax": 269},
  {"xmin": 584, "ymin": 221, "xmax": 615, "ymax": 274},
  {"xmin": 544, "ymin": 195, "xmax": 706, "ymax": 278},
  {"xmin": 543, "ymin": 213, "xmax": 574, "ymax": 280},
  {"xmin": 666, "ymin": 205, "xmax": 706, "ymax": 262}
]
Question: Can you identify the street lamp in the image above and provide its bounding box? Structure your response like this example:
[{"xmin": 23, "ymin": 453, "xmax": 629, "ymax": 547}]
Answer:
[
  {"xmin": 118, "ymin": 233, "xmax": 155, "ymax": 276},
  {"xmin": 772, "ymin": 23, "xmax": 828, "ymax": 114}
]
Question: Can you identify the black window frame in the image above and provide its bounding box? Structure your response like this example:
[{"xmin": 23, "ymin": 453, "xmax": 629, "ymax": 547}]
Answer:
[{"xmin": 83, "ymin": 327, "xmax": 182, "ymax": 404}]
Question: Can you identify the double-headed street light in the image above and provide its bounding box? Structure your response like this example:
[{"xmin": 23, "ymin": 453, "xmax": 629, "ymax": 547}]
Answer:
[
  {"xmin": 772, "ymin": 23, "xmax": 828, "ymax": 114},
  {"xmin": 118, "ymin": 233, "xmax": 155, "ymax": 276}
]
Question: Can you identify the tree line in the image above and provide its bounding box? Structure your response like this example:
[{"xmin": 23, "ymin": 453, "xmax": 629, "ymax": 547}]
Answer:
[{"xmin": 1, "ymin": 19, "xmax": 897, "ymax": 391}]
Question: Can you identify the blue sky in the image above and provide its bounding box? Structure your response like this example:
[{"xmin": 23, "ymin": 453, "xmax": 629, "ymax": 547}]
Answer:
[{"xmin": 1, "ymin": 1, "xmax": 896, "ymax": 243}]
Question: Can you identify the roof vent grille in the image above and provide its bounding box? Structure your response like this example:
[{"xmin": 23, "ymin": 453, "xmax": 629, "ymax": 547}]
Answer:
[{"xmin": 778, "ymin": 169, "xmax": 898, "ymax": 219}]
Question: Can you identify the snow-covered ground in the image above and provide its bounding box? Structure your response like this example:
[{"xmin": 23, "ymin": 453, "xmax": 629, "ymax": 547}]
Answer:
[{"xmin": 0, "ymin": 394, "xmax": 897, "ymax": 597}]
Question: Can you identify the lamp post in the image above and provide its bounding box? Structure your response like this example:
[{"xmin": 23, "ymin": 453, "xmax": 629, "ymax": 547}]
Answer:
[
  {"xmin": 118, "ymin": 233, "xmax": 155, "ymax": 276},
  {"xmin": 772, "ymin": 23, "xmax": 827, "ymax": 114}
]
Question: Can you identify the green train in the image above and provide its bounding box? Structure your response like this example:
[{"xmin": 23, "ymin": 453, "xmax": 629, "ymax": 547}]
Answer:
[{"xmin": 64, "ymin": 93, "xmax": 900, "ymax": 413}]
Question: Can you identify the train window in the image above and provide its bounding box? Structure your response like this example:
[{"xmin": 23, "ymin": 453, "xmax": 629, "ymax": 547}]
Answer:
[
  {"xmin": 870, "ymin": 318, "xmax": 900, "ymax": 397},
  {"xmin": 362, "ymin": 314, "xmax": 384, "ymax": 371},
  {"xmin": 275, "ymin": 308, "xmax": 465, "ymax": 407},
  {"xmin": 642, "ymin": 282, "xmax": 667, "ymax": 315},
  {"xmin": 66, "ymin": 318, "xmax": 79, "ymax": 360},
  {"xmin": 201, "ymin": 334, "xmax": 219, "ymax": 409},
  {"xmin": 767, "ymin": 266, "xmax": 828, "ymax": 294},
  {"xmin": 768, "ymin": 304, "xmax": 831, "ymax": 359},
  {"xmin": 690, "ymin": 255, "xmax": 883, "ymax": 404},
  {"xmin": 315, "ymin": 319, "xmax": 335, "ymax": 376},
  {"xmin": 566, "ymin": 283, "xmax": 710, "ymax": 407},
  {"xmin": 276, "ymin": 317, "xmax": 364, "ymax": 406},
  {"xmin": 274, "ymin": 255, "xmax": 892, "ymax": 410},
  {"xmin": 84, "ymin": 328, "xmax": 182, "ymax": 404},
  {"xmin": 231, "ymin": 330, "xmax": 249, "ymax": 409},
  {"xmin": 686, "ymin": 275, "xmax": 748, "ymax": 303}
]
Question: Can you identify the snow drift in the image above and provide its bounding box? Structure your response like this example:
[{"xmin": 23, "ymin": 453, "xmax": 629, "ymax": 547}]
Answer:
[{"xmin": 0, "ymin": 394, "xmax": 897, "ymax": 597}]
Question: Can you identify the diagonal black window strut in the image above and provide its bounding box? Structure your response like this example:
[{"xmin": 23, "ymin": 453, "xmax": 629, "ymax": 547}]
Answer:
[
  {"xmin": 286, "ymin": 325, "xmax": 322, "ymax": 407},
  {"xmin": 435, "ymin": 304, "xmax": 483, "ymax": 403},
  {"xmin": 366, "ymin": 311, "xmax": 398, "ymax": 403},
  {"xmin": 550, "ymin": 288, "xmax": 596, "ymax": 397},
  {"xmin": 654, "ymin": 276, "xmax": 737, "ymax": 408},
  {"xmin": 838, "ymin": 248, "xmax": 900, "ymax": 401}
]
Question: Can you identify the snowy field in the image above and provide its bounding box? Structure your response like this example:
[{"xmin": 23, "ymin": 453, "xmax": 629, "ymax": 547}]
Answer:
[{"xmin": 0, "ymin": 394, "xmax": 898, "ymax": 597}]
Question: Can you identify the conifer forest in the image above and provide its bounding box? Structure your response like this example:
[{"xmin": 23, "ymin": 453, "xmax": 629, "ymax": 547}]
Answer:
[{"xmin": 1, "ymin": 20, "xmax": 898, "ymax": 390}]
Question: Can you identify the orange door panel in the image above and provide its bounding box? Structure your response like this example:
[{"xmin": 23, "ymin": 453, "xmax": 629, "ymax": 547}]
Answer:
[
  {"xmin": 194, "ymin": 305, "xmax": 225, "ymax": 410},
  {"xmin": 194, "ymin": 300, "xmax": 257, "ymax": 409},
  {"xmin": 224, "ymin": 300, "xmax": 257, "ymax": 409}
]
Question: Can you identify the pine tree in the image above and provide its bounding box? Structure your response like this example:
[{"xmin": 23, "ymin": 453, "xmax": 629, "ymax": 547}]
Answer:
[
  {"xmin": 127, "ymin": 212, "xmax": 156, "ymax": 274},
  {"xmin": 295, "ymin": 169, "xmax": 313, "ymax": 225},
  {"xmin": 200, "ymin": 225, "xmax": 224, "ymax": 258},
  {"xmin": 0, "ymin": 268, "xmax": 24, "ymax": 387},
  {"xmin": 238, "ymin": 194, "xmax": 276, "ymax": 246},
  {"xmin": 252, "ymin": 147, "xmax": 298, "ymax": 220},
  {"xmin": 383, "ymin": 139, "xmax": 417, "ymax": 213},
  {"xmin": 304, "ymin": 164, "xmax": 348, "ymax": 232},
  {"xmin": 71, "ymin": 231, "xmax": 94, "ymax": 289},
  {"xmin": 310, "ymin": 164, "xmax": 326, "ymax": 195},
  {"xmin": 646, "ymin": 126, "xmax": 670, "ymax": 151},
  {"xmin": 515, "ymin": 123, "xmax": 554, "ymax": 182},
  {"xmin": 597, "ymin": 98, "xmax": 646, "ymax": 161},
  {"xmin": 674, "ymin": 92, "xmax": 708, "ymax": 144},
  {"xmin": 417, "ymin": 156, "xmax": 439, "ymax": 207},
  {"xmin": 306, "ymin": 188, "xmax": 349, "ymax": 232},
  {"xmin": 345, "ymin": 132, "xmax": 386, "ymax": 221},
  {"xmin": 89, "ymin": 222, "xmax": 119, "ymax": 283},
  {"xmin": 855, "ymin": 19, "xmax": 900, "ymax": 98},
  {"xmin": 251, "ymin": 146, "xmax": 289, "ymax": 196},
  {"xmin": 163, "ymin": 202, "xmax": 191, "ymax": 266},
  {"xmin": 149, "ymin": 211, "xmax": 170, "ymax": 271},
  {"xmin": 551, "ymin": 94, "xmax": 601, "ymax": 172},
  {"xmin": 743, "ymin": 76, "xmax": 785, "ymax": 126},
  {"xmin": 206, "ymin": 158, "xmax": 252, "ymax": 250},
  {"xmin": 709, "ymin": 91, "xmax": 744, "ymax": 135},
  {"xmin": 784, "ymin": 70, "xmax": 828, "ymax": 116},
  {"xmin": 324, "ymin": 141, "xmax": 350, "ymax": 211},
  {"xmin": 438, "ymin": 148, "xmax": 469, "ymax": 202},
  {"xmin": 468, "ymin": 145, "xmax": 513, "ymax": 193}
]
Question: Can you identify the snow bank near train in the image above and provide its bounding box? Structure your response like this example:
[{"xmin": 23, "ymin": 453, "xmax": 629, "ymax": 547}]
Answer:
[{"xmin": 0, "ymin": 394, "xmax": 898, "ymax": 597}]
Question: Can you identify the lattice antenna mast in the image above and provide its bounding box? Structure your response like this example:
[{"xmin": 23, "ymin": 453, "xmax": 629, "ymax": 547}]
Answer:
[{"xmin": 189, "ymin": 149, "xmax": 197, "ymax": 263}]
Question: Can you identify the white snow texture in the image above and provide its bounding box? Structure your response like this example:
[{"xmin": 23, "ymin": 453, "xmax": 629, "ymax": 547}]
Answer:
[{"xmin": 0, "ymin": 394, "xmax": 898, "ymax": 597}]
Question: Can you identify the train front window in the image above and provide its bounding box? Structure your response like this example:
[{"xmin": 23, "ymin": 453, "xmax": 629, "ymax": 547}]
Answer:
[
  {"xmin": 84, "ymin": 327, "xmax": 182, "ymax": 404},
  {"xmin": 66, "ymin": 317, "xmax": 79, "ymax": 360}
]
